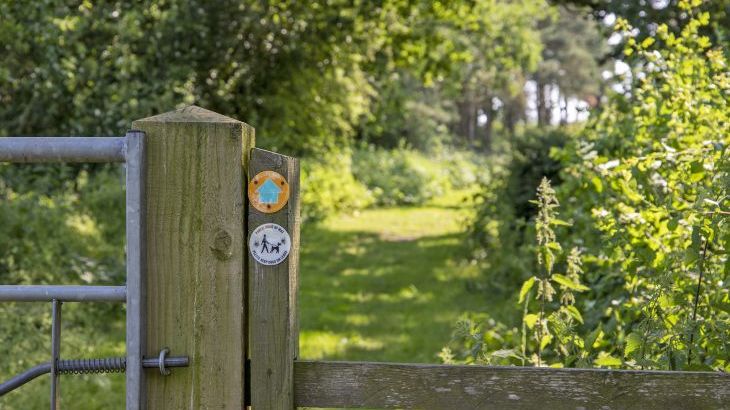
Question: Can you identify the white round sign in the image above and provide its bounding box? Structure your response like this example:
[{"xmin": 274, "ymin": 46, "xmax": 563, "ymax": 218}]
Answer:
[{"xmin": 249, "ymin": 223, "xmax": 291, "ymax": 266}]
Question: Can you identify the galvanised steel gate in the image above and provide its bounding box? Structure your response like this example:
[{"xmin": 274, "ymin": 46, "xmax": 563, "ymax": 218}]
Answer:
[{"xmin": 0, "ymin": 133, "xmax": 188, "ymax": 409}]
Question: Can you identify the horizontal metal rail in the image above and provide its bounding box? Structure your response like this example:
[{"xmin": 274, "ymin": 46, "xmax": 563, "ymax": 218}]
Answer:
[
  {"xmin": 0, "ymin": 285, "xmax": 126, "ymax": 302},
  {"xmin": 0, "ymin": 137, "xmax": 126, "ymax": 163}
]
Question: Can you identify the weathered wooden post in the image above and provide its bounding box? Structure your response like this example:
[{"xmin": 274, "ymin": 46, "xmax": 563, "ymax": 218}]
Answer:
[
  {"xmin": 132, "ymin": 106, "xmax": 254, "ymax": 408},
  {"xmin": 248, "ymin": 148, "xmax": 300, "ymax": 409}
]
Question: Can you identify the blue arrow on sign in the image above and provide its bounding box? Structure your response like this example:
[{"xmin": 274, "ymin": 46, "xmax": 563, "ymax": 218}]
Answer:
[{"xmin": 257, "ymin": 178, "xmax": 282, "ymax": 204}]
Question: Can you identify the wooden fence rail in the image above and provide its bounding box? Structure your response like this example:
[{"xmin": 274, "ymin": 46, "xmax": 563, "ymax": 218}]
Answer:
[{"xmin": 294, "ymin": 361, "xmax": 730, "ymax": 409}]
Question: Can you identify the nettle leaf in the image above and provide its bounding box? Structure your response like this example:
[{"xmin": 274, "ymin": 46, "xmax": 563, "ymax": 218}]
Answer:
[
  {"xmin": 519, "ymin": 276, "xmax": 536, "ymax": 304},
  {"xmin": 591, "ymin": 176, "xmax": 604, "ymax": 193},
  {"xmin": 551, "ymin": 274, "xmax": 590, "ymax": 292},
  {"xmin": 550, "ymin": 219, "xmax": 572, "ymax": 227},
  {"xmin": 691, "ymin": 225, "xmax": 702, "ymax": 253},
  {"xmin": 594, "ymin": 353, "xmax": 622, "ymax": 367},
  {"xmin": 619, "ymin": 179, "xmax": 644, "ymax": 203},
  {"xmin": 667, "ymin": 217, "xmax": 679, "ymax": 231},
  {"xmin": 564, "ymin": 305, "xmax": 584, "ymax": 324},
  {"xmin": 624, "ymin": 332, "xmax": 643, "ymax": 357},
  {"xmin": 540, "ymin": 334, "xmax": 553, "ymax": 350},
  {"xmin": 658, "ymin": 294, "xmax": 676, "ymax": 310},
  {"xmin": 524, "ymin": 313, "xmax": 539, "ymax": 329},
  {"xmin": 689, "ymin": 161, "xmax": 705, "ymax": 182}
]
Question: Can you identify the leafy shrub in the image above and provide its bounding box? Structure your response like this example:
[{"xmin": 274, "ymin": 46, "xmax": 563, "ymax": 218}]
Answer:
[
  {"xmin": 352, "ymin": 146, "xmax": 481, "ymax": 206},
  {"xmin": 352, "ymin": 146, "xmax": 444, "ymax": 206},
  {"xmin": 468, "ymin": 127, "xmax": 574, "ymax": 293},
  {"xmin": 300, "ymin": 151, "xmax": 374, "ymax": 222},
  {"xmin": 440, "ymin": 150, "xmax": 484, "ymax": 189},
  {"xmin": 440, "ymin": 313, "xmax": 521, "ymax": 366},
  {"xmin": 555, "ymin": 9, "xmax": 730, "ymax": 370},
  {"xmin": 461, "ymin": 4, "xmax": 730, "ymax": 371}
]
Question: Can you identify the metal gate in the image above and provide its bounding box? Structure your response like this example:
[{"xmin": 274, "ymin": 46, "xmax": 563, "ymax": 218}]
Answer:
[{"xmin": 0, "ymin": 133, "xmax": 188, "ymax": 409}]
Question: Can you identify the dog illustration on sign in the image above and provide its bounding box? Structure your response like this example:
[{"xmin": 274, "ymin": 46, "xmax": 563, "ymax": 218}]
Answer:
[
  {"xmin": 249, "ymin": 222, "xmax": 291, "ymax": 266},
  {"xmin": 258, "ymin": 234, "xmax": 284, "ymax": 254}
]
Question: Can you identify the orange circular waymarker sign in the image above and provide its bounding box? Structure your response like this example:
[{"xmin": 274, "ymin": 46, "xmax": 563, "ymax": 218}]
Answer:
[{"xmin": 248, "ymin": 170, "xmax": 290, "ymax": 214}]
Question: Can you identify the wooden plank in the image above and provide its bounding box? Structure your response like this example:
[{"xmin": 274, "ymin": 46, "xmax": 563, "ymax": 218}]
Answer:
[
  {"xmin": 294, "ymin": 361, "xmax": 730, "ymax": 409},
  {"xmin": 248, "ymin": 148, "xmax": 300, "ymax": 409},
  {"xmin": 132, "ymin": 106, "xmax": 254, "ymax": 409}
]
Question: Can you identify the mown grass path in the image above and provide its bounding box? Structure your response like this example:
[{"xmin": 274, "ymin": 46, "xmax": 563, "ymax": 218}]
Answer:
[{"xmin": 299, "ymin": 195, "xmax": 491, "ymax": 363}]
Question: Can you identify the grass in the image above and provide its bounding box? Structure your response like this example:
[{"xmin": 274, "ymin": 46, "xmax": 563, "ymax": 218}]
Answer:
[{"xmin": 299, "ymin": 189, "xmax": 504, "ymax": 363}]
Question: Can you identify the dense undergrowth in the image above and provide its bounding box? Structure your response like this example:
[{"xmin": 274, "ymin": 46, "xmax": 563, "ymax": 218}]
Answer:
[
  {"xmin": 301, "ymin": 146, "xmax": 483, "ymax": 221},
  {"xmin": 450, "ymin": 7, "xmax": 729, "ymax": 371}
]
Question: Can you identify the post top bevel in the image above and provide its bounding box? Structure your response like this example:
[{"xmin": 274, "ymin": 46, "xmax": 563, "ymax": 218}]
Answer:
[{"xmin": 134, "ymin": 105, "xmax": 243, "ymax": 124}]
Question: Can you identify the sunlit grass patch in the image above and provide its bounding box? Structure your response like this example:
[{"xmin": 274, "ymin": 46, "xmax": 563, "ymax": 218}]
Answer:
[{"xmin": 299, "ymin": 189, "xmax": 505, "ymax": 364}]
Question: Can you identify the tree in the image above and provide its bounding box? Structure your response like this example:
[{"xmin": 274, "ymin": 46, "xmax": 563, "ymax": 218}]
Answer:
[
  {"xmin": 426, "ymin": 0, "xmax": 545, "ymax": 151},
  {"xmin": 533, "ymin": 6, "xmax": 607, "ymax": 126},
  {"xmin": 553, "ymin": 0, "xmax": 730, "ymax": 52}
]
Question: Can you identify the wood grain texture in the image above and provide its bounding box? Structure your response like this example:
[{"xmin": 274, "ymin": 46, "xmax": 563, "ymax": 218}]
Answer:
[
  {"xmin": 294, "ymin": 361, "xmax": 730, "ymax": 409},
  {"xmin": 248, "ymin": 148, "xmax": 300, "ymax": 410},
  {"xmin": 132, "ymin": 106, "xmax": 254, "ymax": 409}
]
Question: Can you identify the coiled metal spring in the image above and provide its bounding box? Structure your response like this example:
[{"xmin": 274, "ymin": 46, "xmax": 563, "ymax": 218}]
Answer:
[
  {"xmin": 0, "ymin": 350, "xmax": 188, "ymax": 397},
  {"xmin": 57, "ymin": 357, "xmax": 126, "ymax": 375}
]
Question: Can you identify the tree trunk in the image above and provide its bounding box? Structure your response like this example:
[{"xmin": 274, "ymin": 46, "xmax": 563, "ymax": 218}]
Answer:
[
  {"xmin": 544, "ymin": 84, "xmax": 555, "ymax": 126},
  {"xmin": 483, "ymin": 100, "xmax": 495, "ymax": 153},
  {"xmin": 536, "ymin": 80, "xmax": 549, "ymax": 127},
  {"xmin": 560, "ymin": 94, "xmax": 568, "ymax": 125},
  {"xmin": 504, "ymin": 92, "xmax": 525, "ymax": 136},
  {"xmin": 456, "ymin": 91, "xmax": 477, "ymax": 147}
]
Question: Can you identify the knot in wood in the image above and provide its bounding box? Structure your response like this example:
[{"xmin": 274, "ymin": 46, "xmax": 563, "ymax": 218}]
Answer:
[{"xmin": 211, "ymin": 229, "xmax": 233, "ymax": 260}]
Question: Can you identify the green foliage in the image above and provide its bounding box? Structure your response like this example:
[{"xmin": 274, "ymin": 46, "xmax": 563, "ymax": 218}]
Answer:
[
  {"xmin": 468, "ymin": 127, "xmax": 573, "ymax": 292},
  {"xmin": 558, "ymin": 8, "xmax": 730, "ymax": 370},
  {"xmin": 461, "ymin": 4, "xmax": 729, "ymax": 371},
  {"xmin": 300, "ymin": 151, "xmax": 374, "ymax": 222},
  {"xmin": 532, "ymin": 7, "xmax": 607, "ymax": 127},
  {"xmin": 301, "ymin": 147, "xmax": 481, "ymax": 221},
  {"xmin": 440, "ymin": 313, "xmax": 521, "ymax": 366},
  {"xmin": 352, "ymin": 146, "xmax": 480, "ymax": 207},
  {"xmin": 555, "ymin": 0, "xmax": 730, "ymax": 54},
  {"xmin": 520, "ymin": 181, "xmax": 588, "ymax": 367},
  {"xmin": 0, "ymin": 164, "xmax": 126, "ymax": 408},
  {"xmin": 449, "ymin": 0, "xmax": 548, "ymax": 147},
  {"xmin": 0, "ymin": 0, "xmax": 552, "ymax": 157},
  {"xmin": 358, "ymin": 74, "xmax": 458, "ymax": 151}
]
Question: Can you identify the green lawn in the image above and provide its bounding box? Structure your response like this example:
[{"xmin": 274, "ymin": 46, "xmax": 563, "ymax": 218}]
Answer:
[{"xmin": 299, "ymin": 191, "xmax": 499, "ymax": 363}]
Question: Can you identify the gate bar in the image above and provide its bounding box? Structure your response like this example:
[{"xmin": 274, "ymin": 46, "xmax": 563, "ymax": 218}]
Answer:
[
  {"xmin": 50, "ymin": 300, "xmax": 61, "ymax": 410},
  {"xmin": 0, "ymin": 285, "xmax": 126, "ymax": 302},
  {"xmin": 124, "ymin": 130, "xmax": 146, "ymax": 409},
  {"xmin": 0, "ymin": 137, "xmax": 126, "ymax": 163}
]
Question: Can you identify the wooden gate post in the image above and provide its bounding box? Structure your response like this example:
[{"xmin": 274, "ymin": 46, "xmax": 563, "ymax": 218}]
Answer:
[
  {"xmin": 132, "ymin": 106, "xmax": 254, "ymax": 408},
  {"xmin": 248, "ymin": 148, "xmax": 300, "ymax": 409}
]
